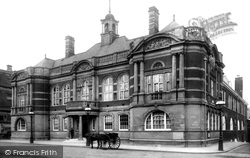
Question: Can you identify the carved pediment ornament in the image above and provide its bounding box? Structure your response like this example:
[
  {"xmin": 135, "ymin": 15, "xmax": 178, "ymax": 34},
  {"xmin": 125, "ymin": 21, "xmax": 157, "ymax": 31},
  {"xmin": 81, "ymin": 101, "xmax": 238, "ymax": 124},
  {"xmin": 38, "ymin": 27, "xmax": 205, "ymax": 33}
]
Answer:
[
  {"xmin": 145, "ymin": 38, "xmax": 172, "ymax": 51},
  {"xmin": 77, "ymin": 63, "xmax": 91, "ymax": 72},
  {"xmin": 17, "ymin": 72, "xmax": 28, "ymax": 80}
]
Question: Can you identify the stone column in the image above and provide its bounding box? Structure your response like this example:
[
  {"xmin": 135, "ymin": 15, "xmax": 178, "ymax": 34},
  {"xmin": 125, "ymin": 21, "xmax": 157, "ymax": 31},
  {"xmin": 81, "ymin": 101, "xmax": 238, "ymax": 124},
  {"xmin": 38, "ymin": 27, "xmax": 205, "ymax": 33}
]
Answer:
[
  {"xmin": 140, "ymin": 61, "xmax": 144, "ymax": 93},
  {"xmin": 67, "ymin": 116, "xmax": 71, "ymax": 139},
  {"xmin": 96, "ymin": 75, "xmax": 99, "ymax": 101},
  {"xmin": 27, "ymin": 84, "xmax": 30, "ymax": 105},
  {"xmin": 172, "ymin": 54, "xmax": 177, "ymax": 89},
  {"xmin": 134, "ymin": 62, "xmax": 138, "ymax": 93},
  {"xmin": 73, "ymin": 75, "xmax": 77, "ymax": 101},
  {"xmin": 79, "ymin": 115, "xmax": 83, "ymax": 140},
  {"xmin": 92, "ymin": 75, "xmax": 95, "ymax": 101},
  {"xmin": 179, "ymin": 53, "xmax": 184, "ymax": 88},
  {"xmin": 12, "ymin": 87, "xmax": 14, "ymax": 107},
  {"xmin": 204, "ymin": 57, "xmax": 207, "ymax": 101},
  {"xmin": 14, "ymin": 86, "xmax": 17, "ymax": 107},
  {"xmin": 30, "ymin": 83, "xmax": 33, "ymax": 112}
]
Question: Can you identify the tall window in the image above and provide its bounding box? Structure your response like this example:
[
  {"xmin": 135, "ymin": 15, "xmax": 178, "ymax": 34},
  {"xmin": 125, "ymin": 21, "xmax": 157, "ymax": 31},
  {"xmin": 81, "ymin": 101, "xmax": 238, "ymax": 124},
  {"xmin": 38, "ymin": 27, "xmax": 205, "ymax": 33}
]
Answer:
[
  {"xmin": 211, "ymin": 113, "xmax": 214, "ymax": 130},
  {"xmin": 241, "ymin": 121, "xmax": 244, "ymax": 130},
  {"xmin": 17, "ymin": 88, "xmax": 26, "ymax": 110},
  {"xmin": 211, "ymin": 79, "xmax": 215, "ymax": 96},
  {"xmin": 222, "ymin": 116, "xmax": 226, "ymax": 130},
  {"xmin": 52, "ymin": 86, "xmax": 60, "ymax": 106},
  {"xmin": 153, "ymin": 74, "xmax": 163, "ymax": 92},
  {"xmin": 104, "ymin": 115, "xmax": 113, "ymax": 130},
  {"xmin": 63, "ymin": 117, "xmax": 68, "ymax": 131},
  {"xmin": 17, "ymin": 118, "xmax": 26, "ymax": 131},
  {"xmin": 81, "ymin": 81, "xmax": 89, "ymax": 101},
  {"xmin": 119, "ymin": 114, "xmax": 129, "ymax": 130},
  {"xmin": 118, "ymin": 74, "xmax": 129, "ymax": 100},
  {"xmin": 207, "ymin": 112, "xmax": 210, "ymax": 130},
  {"xmin": 53, "ymin": 117, "xmax": 59, "ymax": 131},
  {"xmin": 103, "ymin": 77, "xmax": 113, "ymax": 101},
  {"xmin": 145, "ymin": 111, "xmax": 171, "ymax": 130},
  {"xmin": 165, "ymin": 73, "xmax": 171, "ymax": 91},
  {"xmin": 237, "ymin": 120, "xmax": 240, "ymax": 130},
  {"xmin": 63, "ymin": 84, "xmax": 70, "ymax": 105},
  {"xmin": 230, "ymin": 118, "xmax": 233, "ymax": 130}
]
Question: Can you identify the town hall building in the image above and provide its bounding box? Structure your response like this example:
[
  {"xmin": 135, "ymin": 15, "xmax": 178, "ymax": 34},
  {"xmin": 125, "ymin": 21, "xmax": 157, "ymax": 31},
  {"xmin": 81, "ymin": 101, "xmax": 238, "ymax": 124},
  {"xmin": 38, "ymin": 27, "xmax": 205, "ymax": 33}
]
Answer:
[{"xmin": 10, "ymin": 6, "xmax": 248, "ymax": 146}]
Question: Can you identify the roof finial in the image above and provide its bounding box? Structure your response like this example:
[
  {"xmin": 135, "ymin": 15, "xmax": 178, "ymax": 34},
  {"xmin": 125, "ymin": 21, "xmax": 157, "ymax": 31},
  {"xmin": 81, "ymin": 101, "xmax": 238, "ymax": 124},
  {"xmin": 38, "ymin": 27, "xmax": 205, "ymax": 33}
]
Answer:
[
  {"xmin": 109, "ymin": 0, "xmax": 111, "ymax": 14},
  {"xmin": 173, "ymin": 14, "xmax": 175, "ymax": 21}
]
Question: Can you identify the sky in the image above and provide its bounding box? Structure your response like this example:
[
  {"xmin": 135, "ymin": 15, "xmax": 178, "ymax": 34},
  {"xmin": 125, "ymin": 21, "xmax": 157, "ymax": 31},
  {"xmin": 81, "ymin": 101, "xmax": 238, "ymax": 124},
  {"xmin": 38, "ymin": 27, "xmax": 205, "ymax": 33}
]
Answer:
[{"xmin": 0, "ymin": 0, "xmax": 249, "ymax": 104}]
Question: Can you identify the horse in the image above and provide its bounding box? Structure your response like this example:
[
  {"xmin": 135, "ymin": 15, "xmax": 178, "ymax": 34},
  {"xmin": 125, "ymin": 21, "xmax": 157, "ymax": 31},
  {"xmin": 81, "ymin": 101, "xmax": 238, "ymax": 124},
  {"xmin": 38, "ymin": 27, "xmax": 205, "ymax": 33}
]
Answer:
[{"xmin": 86, "ymin": 133, "xmax": 101, "ymax": 149}]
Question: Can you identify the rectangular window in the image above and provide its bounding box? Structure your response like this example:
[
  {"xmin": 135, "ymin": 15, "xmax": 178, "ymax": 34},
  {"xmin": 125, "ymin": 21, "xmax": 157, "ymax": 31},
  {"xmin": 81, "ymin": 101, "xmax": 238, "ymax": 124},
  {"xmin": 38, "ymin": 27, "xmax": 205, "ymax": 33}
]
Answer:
[
  {"xmin": 63, "ymin": 118, "xmax": 67, "ymax": 131},
  {"xmin": 119, "ymin": 115, "xmax": 129, "ymax": 130},
  {"xmin": 53, "ymin": 118, "xmax": 59, "ymax": 131},
  {"xmin": 166, "ymin": 73, "xmax": 171, "ymax": 91},
  {"xmin": 211, "ymin": 80, "xmax": 214, "ymax": 96},
  {"xmin": 146, "ymin": 76, "xmax": 152, "ymax": 93},
  {"xmin": 104, "ymin": 115, "xmax": 112, "ymax": 130}
]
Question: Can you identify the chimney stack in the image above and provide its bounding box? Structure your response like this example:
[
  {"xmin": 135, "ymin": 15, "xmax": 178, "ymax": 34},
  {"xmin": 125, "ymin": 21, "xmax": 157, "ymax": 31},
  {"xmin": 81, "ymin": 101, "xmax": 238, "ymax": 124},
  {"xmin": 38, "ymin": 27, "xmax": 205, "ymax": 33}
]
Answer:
[
  {"xmin": 148, "ymin": 6, "xmax": 159, "ymax": 35},
  {"xmin": 7, "ymin": 65, "xmax": 12, "ymax": 71},
  {"xmin": 65, "ymin": 35, "xmax": 75, "ymax": 58},
  {"xmin": 235, "ymin": 75, "xmax": 243, "ymax": 97}
]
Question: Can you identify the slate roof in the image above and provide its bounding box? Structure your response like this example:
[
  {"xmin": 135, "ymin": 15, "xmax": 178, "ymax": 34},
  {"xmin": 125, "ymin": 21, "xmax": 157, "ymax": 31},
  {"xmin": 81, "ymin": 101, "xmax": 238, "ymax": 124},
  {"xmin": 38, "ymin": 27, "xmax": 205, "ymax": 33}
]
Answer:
[
  {"xmin": 35, "ymin": 36, "xmax": 133, "ymax": 68},
  {"xmin": 0, "ymin": 71, "xmax": 11, "ymax": 88},
  {"xmin": 160, "ymin": 20, "xmax": 181, "ymax": 33}
]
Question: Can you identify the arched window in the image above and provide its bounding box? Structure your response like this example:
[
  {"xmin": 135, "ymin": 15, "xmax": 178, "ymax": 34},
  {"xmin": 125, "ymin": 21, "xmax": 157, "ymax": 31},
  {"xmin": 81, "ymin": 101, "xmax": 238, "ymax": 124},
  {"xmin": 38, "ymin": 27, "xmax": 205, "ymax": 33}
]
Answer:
[
  {"xmin": 103, "ymin": 77, "xmax": 113, "ymax": 101},
  {"xmin": 145, "ymin": 111, "xmax": 171, "ymax": 130},
  {"xmin": 53, "ymin": 117, "xmax": 59, "ymax": 131},
  {"xmin": 52, "ymin": 86, "xmax": 60, "ymax": 106},
  {"xmin": 81, "ymin": 81, "xmax": 89, "ymax": 101},
  {"xmin": 153, "ymin": 62, "xmax": 163, "ymax": 69},
  {"xmin": 222, "ymin": 116, "xmax": 226, "ymax": 130},
  {"xmin": 63, "ymin": 84, "xmax": 70, "ymax": 105},
  {"xmin": 230, "ymin": 118, "xmax": 233, "ymax": 130},
  {"xmin": 105, "ymin": 23, "xmax": 109, "ymax": 33},
  {"xmin": 112, "ymin": 24, "xmax": 116, "ymax": 33},
  {"xmin": 119, "ymin": 114, "xmax": 129, "ymax": 130},
  {"xmin": 17, "ymin": 118, "xmax": 26, "ymax": 131},
  {"xmin": 118, "ymin": 74, "xmax": 129, "ymax": 100},
  {"xmin": 104, "ymin": 115, "xmax": 113, "ymax": 131}
]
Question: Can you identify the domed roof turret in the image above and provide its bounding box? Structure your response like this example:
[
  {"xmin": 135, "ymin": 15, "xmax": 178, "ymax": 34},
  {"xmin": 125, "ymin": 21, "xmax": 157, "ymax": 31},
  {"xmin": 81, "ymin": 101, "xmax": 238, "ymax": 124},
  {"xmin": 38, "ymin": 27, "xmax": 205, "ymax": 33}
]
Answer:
[{"xmin": 105, "ymin": 13, "xmax": 115, "ymax": 20}]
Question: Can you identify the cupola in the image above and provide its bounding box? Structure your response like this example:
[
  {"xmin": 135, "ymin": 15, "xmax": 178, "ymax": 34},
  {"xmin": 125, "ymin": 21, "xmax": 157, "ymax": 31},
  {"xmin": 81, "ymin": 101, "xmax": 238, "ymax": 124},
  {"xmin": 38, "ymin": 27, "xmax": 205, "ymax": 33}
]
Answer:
[{"xmin": 100, "ymin": 2, "xmax": 119, "ymax": 46}]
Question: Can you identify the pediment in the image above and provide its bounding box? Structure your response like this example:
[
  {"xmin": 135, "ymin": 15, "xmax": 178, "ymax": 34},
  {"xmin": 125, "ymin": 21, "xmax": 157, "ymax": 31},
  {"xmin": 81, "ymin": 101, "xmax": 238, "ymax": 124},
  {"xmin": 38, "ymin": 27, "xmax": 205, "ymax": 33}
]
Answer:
[
  {"xmin": 12, "ymin": 71, "xmax": 29, "ymax": 81},
  {"xmin": 130, "ymin": 33, "xmax": 181, "ymax": 54},
  {"xmin": 71, "ymin": 60, "xmax": 93, "ymax": 73}
]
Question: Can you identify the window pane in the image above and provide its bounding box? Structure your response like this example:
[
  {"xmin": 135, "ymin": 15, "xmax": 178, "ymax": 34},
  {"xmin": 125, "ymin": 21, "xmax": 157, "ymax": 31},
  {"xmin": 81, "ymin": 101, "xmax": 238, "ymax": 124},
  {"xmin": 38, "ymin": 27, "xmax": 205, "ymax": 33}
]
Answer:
[{"xmin": 120, "ymin": 115, "xmax": 128, "ymax": 130}]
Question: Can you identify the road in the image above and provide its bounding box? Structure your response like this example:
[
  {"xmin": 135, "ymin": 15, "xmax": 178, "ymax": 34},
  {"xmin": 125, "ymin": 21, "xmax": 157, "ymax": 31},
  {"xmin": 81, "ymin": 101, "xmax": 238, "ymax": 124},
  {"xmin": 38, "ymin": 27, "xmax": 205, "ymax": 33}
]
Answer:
[{"xmin": 0, "ymin": 142, "xmax": 249, "ymax": 158}]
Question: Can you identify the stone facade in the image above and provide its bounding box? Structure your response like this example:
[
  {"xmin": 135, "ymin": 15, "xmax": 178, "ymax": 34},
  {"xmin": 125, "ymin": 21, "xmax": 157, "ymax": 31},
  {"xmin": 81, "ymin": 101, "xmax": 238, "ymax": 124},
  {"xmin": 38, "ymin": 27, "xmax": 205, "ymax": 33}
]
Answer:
[{"xmin": 10, "ymin": 6, "xmax": 248, "ymax": 147}]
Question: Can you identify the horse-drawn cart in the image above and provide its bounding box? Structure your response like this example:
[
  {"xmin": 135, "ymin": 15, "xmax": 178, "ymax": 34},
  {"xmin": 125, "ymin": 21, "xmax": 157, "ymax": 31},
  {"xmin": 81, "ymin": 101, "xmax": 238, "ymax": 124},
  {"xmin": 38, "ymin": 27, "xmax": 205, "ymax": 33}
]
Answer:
[{"xmin": 87, "ymin": 132, "xmax": 121, "ymax": 149}]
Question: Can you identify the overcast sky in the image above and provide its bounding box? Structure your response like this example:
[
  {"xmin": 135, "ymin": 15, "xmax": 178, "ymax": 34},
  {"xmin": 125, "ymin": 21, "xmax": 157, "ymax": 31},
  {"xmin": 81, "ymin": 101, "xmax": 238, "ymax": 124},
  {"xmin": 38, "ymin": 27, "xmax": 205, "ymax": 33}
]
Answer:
[{"xmin": 0, "ymin": 0, "xmax": 249, "ymax": 104}]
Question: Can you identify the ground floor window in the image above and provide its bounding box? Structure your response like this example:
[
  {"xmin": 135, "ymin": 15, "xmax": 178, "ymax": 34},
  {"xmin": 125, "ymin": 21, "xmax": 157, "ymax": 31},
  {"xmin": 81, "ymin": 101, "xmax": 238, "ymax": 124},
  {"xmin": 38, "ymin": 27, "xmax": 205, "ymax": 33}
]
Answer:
[
  {"xmin": 104, "ymin": 115, "xmax": 113, "ymax": 131},
  {"xmin": 63, "ymin": 118, "xmax": 67, "ymax": 131},
  {"xmin": 53, "ymin": 117, "xmax": 59, "ymax": 131},
  {"xmin": 145, "ymin": 111, "xmax": 171, "ymax": 130},
  {"xmin": 17, "ymin": 118, "xmax": 26, "ymax": 131},
  {"xmin": 119, "ymin": 114, "xmax": 129, "ymax": 130}
]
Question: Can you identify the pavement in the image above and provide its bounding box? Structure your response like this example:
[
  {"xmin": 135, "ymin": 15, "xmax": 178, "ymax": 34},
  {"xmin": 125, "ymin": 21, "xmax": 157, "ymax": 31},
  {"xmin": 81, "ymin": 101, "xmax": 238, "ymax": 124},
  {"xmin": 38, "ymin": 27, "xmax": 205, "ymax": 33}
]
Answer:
[{"xmin": 0, "ymin": 138, "xmax": 248, "ymax": 154}]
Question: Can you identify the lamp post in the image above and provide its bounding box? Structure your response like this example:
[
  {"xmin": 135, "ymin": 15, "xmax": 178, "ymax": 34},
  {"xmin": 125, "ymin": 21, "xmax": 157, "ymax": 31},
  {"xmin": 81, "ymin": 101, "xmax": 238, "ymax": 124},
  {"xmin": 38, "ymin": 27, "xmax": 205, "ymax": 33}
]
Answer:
[
  {"xmin": 29, "ymin": 111, "xmax": 34, "ymax": 143},
  {"xmin": 84, "ymin": 105, "xmax": 91, "ymax": 146},
  {"xmin": 215, "ymin": 100, "xmax": 225, "ymax": 151}
]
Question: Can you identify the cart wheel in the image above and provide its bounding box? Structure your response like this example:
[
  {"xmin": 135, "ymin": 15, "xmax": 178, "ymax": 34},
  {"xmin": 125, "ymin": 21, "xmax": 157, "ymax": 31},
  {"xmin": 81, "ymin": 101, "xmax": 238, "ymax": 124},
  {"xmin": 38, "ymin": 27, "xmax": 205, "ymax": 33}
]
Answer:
[
  {"xmin": 110, "ymin": 136, "xmax": 121, "ymax": 149},
  {"xmin": 101, "ymin": 135, "xmax": 111, "ymax": 149}
]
